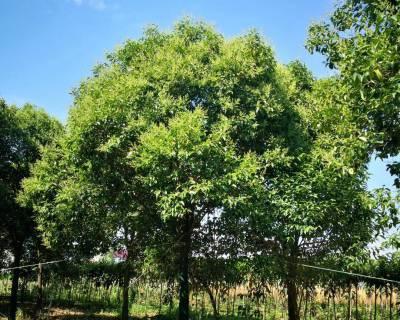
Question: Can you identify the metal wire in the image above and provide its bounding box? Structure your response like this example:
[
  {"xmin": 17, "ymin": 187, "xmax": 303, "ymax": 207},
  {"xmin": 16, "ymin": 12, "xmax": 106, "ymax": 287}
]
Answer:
[
  {"xmin": 0, "ymin": 259, "xmax": 65, "ymax": 272},
  {"xmin": 1, "ymin": 257, "xmax": 400, "ymax": 286},
  {"xmin": 299, "ymin": 263, "xmax": 400, "ymax": 285}
]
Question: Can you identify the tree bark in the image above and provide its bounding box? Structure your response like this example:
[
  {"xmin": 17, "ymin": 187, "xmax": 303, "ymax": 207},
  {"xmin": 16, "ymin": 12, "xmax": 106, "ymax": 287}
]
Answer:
[
  {"xmin": 374, "ymin": 286, "xmax": 377, "ymax": 320},
  {"xmin": 287, "ymin": 259, "xmax": 299, "ymax": 320},
  {"xmin": 178, "ymin": 216, "xmax": 192, "ymax": 320},
  {"xmin": 159, "ymin": 280, "xmax": 163, "ymax": 315},
  {"xmin": 333, "ymin": 289, "xmax": 337, "ymax": 320},
  {"xmin": 355, "ymin": 282, "xmax": 358, "ymax": 320},
  {"xmin": 389, "ymin": 284, "xmax": 393, "ymax": 320},
  {"xmin": 9, "ymin": 243, "xmax": 22, "ymax": 320},
  {"xmin": 206, "ymin": 286, "xmax": 219, "ymax": 318},
  {"xmin": 121, "ymin": 260, "xmax": 131, "ymax": 320},
  {"xmin": 304, "ymin": 290, "xmax": 308, "ymax": 320},
  {"xmin": 347, "ymin": 282, "xmax": 352, "ymax": 320},
  {"xmin": 33, "ymin": 262, "xmax": 43, "ymax": 319}
]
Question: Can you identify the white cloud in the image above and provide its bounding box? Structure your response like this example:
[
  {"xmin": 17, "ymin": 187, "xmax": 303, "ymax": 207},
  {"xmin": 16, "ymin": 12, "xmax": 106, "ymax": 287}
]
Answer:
[{"xmin": 70, "ymin": 0, "xmax": 106, "ymax": 11}]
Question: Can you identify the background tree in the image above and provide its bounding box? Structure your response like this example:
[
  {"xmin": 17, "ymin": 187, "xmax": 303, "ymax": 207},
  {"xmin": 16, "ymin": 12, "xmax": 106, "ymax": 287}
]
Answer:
[
  {"xmin": 245, "ymin": 62, "xmax": 398, "ymax": 320},
  {"xmin": 0, "ymin": 99, "xmax": 62, "ymax": 320},
  {"xmin": 307, "ymin": 0, "xmax": 400, "ymax": 187},
  {"xmin": 20, "ymin": 122, "xmax": 160, "ymax": 320}
]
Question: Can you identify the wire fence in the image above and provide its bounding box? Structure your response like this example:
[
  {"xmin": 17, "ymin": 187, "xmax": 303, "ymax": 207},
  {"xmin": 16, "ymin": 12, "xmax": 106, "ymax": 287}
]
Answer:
[{"xmin": 0, "ymin": 258, "xmax": 399, "ymax": 319}]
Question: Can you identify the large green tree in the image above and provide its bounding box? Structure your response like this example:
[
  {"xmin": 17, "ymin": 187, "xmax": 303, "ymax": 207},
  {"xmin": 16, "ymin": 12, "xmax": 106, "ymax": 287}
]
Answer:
[
  {"xmin": 21, "ymin": 18, "xmax": 395, "ymax": 320},
  {"xmin": 0, "ymin": 99, "xmax": 61, "ymax": 320},
  {"xmin": 22, "ymin": 20, "xmax": 299, "ymax": 320}
]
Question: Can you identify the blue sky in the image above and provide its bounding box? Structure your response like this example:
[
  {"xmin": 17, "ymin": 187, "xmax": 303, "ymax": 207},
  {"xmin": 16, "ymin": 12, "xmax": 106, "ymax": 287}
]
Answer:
[{"xmin": 0, "ymin": 0, "xmax": 396, "ymax": 189}]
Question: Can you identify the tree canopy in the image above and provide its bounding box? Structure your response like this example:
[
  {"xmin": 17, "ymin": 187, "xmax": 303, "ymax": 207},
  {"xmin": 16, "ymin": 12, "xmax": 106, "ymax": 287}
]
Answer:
[
  {"xmin": 16, "ymin": 17, "xmax": 400, "ymax": 320},
  {"xmin": 307, "ymin": 0, "xmax": 400, "ymax": 187},
  {"xmin": 0, "ymin": 99, "xmax": 62, "ymax": 320}
]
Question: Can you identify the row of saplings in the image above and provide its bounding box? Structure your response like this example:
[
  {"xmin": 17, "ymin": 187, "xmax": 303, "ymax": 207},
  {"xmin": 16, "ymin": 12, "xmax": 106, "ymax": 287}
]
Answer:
[{"xmin": 1, "ymin": 256, "xmax": 399, "ymax": 319}]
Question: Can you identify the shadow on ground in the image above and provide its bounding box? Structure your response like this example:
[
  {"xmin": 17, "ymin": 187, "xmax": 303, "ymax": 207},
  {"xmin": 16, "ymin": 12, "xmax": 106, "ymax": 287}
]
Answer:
[
  {"xmin": 0, "ymin": 297, "xmax": 173, "ymax": 320},
  {"xmin": 50, "ymin": 316, "xmax": 170, "ymax": 320}
]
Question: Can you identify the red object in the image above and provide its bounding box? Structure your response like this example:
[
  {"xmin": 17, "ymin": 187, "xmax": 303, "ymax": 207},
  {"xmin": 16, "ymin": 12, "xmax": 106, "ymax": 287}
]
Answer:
[{"xmin": 113, "ymin": 248, "xmax": 128, "ymax": 261}]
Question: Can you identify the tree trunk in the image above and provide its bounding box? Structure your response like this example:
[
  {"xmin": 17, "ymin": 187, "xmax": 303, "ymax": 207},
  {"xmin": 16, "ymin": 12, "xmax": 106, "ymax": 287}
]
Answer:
[
  {"xmin": 159, "ymin": 280, "xmax": 163, "ymax": 315},
  {"xmin": 374, "ymin": 286, "xmax": 377, "ymax": 320},
  {"xmin": 9, "ymin": 244, "xmax": 22, "ymax": 320},
  {"xmin": 33, "ymin": 262, "xmax": 43, "ymax": 319},
  {"xmin": 347, "ymin": 282, "xmax": 352, "ymax": 320},
  {"xmin": 304, "ymin": 290, "xmax": 308, "ymax": 320},
  {"xmin": 327, "ymin": 292, "xmax": 330, "ymax": 320},
  {"xmin": 178, "ymin": 216, "xmax": 192, "ymax": 320},
  {"xmin": 333, "ymin": 289, "xmax": 337, "ymax": 320},
  {"xmin": 297, "ymin": 288, "xmax": 304, "ymax": 318},
  {"xmin": 121, "ymin": 260, "xmax": 131, "ymax": 320},
  {"xmin": 232, "ymin": 287, "xmax": 237, "ymax": 317},
  {"xmin": 389, "ymin": 284, "xmax": 393, "ymax": 320},
  {"xmin": 167, "ymin": 278, "xmax": 174, "ymax": 313},
  {"xmin": 355, "ymin": 282, "xmax": 358, "ymax": 320},
  {"xmin": 206, "ymin": 286, "xmax": 219, "ymax": 318},
  {"xmin": 287, "ymin": 260, "xmax": 299, "ymax": 320}
]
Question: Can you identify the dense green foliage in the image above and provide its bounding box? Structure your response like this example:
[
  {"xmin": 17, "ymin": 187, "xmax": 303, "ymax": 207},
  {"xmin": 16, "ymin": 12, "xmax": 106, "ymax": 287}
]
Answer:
[
  {"xmin": 0, "ymin": 8, "xmax": 399, "ymax": 320},
  {"xmin": 307, "ymin": 0, "xmax": 400, "ymax": 187},
  {"xmin": 0, "ymin": 99, "xmax": 62, "ymax": 320}
]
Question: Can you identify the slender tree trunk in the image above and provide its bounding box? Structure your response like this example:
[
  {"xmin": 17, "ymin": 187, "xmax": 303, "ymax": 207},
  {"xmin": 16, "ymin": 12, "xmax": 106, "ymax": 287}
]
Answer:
[
  {"xmin": 178, "ymin": 216, "xmax": 192, "ymax": 320},
  {"xmin": 304, "ymin": 290, "xmax": 309, "ymax": 320},
  {"xmin": 327, "ymin": 292, "xmax": 330, "ymax": 320},
  {"xmin": 19, "ymin": 279, "xmax": 26, "ymax": 305},
  {"xmin": 380, "ymin": 289, "xmax": 383, "ymax": 320},
  {"xmin": 299, "ymin": 289, "xmax": 305, "ymax": 318},
  {"xmin": 195, "ymin": 291, "xmax": 199, "ymax": 315},
  {"xmin": 159, "ymin": 280, "xmax": 163, "ymax": 315},
  {"xmin": 333, "ymin": 289, "xmax": 337, "ymax": 320},
  {"xmin": 232, "ymin": 287, "xmax": 237, "ymax": 317},
  {"xmin": 287, "ymin": 259, "xmax": 299, "ymax": 320},
  {"xmin": 355, "ymin": 282, "xmax": 358, "ymax": 320},
  {"xmin": 390, "ymin": 284, "xmax": 393, "ymax": 320},
  {"xmin": 369, "ymin": 293, "xmax": 372, "ymax": 320},
  {"xmin": 9, "ymin": 243, "xmax": 22, "ymax": 320},
  {"xmin": 347, "ymin": 282, "xmax": 352, "ymax": 320},
  {"xmin": 121, "ymin": 260, "xmax": 131, "ymax": 320},
  {"xmin": 226, "ymin": 288, "xmax": 230, "ymax": 316},
  {"xmin": 374, "ymin": 286, "xmax": 377, "ymax": 320},
  {"xmin": 206, "ymin": 286, "xmax": 219, "ymax": 318},
  {"xmin": 263, "ymin": 291, "xmax": 267, "ymax": 320},
  {"xmin": 396, "ymin": 285, "xmax": 399, "ymax": 320},
  {"xmin": 33, "ymin": 262, "xmax": 43, "ymax": 319},
  {"xmin": 217, "ymin": 286, "xmax": 221, "ymax": 315}
]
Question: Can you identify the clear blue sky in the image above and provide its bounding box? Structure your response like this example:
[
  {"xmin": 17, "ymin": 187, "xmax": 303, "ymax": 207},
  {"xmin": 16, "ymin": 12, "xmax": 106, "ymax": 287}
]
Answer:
[{"xmin": 0, "ymin": 0, "xmax": 395, "ymax": 189}]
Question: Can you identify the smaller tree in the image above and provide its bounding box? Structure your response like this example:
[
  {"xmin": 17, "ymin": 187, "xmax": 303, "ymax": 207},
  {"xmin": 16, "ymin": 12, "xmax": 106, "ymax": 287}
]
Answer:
[{"xmin": 0, "ymin": 100, "xmax": 62, "ymax": 320}]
